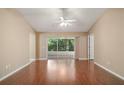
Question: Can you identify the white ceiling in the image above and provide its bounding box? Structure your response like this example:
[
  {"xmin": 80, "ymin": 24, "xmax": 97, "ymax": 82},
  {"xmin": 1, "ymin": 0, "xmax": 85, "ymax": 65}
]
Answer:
[{"xmin": 17, "ymin": 8, "xmax": 106, "ymax": 32}]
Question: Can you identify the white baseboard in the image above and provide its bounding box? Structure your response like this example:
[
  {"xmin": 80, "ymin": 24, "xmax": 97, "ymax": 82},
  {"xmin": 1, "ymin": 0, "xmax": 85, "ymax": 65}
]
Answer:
[
  {"xmin": 30, "ymin": 58, "xmax": 36, "ymax": 62},
  {"xmin": 79, "ymin": 58, "xmax": 88, "ymax": 60},
  {"xmin": 94, "ymin": 62, "xmax": 124, "ymax": 80},
  {"xmin": 0, "ymin": 60, "xmax": 33, "ymax": 81},
  {"xmin": 38, "ymin": 58, "xmax": 47, "ymax": 60}
]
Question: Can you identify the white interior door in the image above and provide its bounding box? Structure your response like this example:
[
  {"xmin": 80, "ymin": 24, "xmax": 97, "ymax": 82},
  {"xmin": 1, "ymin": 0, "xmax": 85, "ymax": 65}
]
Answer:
[{"xmin": 88, "ymin": 33, "xmax": 94, "ymax": 60}]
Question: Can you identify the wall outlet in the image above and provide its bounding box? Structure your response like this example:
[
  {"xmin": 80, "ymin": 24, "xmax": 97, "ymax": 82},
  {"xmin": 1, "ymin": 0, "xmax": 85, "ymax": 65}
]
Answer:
[
  {"xmin": 5, "ymin": 64, "xmax": 11, "ymax": 70},
  {"xmin": 8, "ymin": 64, "xmax": 11, "ymax": 68},
  {"xmin": 5, "ymin": 65, "xmax": 9, "ymax": 70}
]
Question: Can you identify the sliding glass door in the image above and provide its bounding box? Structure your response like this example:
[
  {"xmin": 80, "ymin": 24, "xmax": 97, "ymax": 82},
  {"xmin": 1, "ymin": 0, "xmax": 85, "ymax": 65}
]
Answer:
[{"xmin": 48, "ymin": 37, "xmax": 75, "ymax": 59}]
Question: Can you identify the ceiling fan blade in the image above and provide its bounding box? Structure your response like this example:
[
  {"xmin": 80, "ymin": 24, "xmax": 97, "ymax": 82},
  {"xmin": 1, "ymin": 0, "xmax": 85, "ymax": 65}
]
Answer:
[
  {"xmin": 66, "ymin": 20, "xmax": 76, "ymax": 22},
  {"xmin": 60, "ymin": 17, "xmax": 64, "ymax": 21}
]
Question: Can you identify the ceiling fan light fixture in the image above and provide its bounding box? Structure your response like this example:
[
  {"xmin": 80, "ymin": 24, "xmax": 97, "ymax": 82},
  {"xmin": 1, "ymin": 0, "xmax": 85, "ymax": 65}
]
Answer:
[{"xmin": 60, "ymin": 22, "xmax": 68, "ymax": 27}]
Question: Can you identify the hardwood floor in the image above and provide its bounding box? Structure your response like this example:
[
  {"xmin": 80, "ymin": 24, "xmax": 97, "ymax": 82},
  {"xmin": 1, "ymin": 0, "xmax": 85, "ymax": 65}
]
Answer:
[{"xmin": 0, "ymin": 59, "xmax": 124, "ymax": 85}]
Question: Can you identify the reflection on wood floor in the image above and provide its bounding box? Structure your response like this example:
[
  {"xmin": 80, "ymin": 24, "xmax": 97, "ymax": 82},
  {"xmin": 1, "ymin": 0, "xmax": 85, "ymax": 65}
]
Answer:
[{"xmin": 0, "ymin": 59, "xmax": 124, "ymax": 85}]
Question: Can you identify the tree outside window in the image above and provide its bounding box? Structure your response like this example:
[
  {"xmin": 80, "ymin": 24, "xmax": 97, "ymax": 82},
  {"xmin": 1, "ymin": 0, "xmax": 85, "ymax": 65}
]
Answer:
[{"xmin": 48, "ymin": 38, "xmax": 74, "ymax": 51}]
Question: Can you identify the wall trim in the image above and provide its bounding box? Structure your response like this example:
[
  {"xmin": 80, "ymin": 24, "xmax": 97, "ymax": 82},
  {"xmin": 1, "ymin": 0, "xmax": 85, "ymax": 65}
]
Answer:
[
  {"xmin": 30, "ymin": 58, "xmax": 36, "ymax": 62},
  {"xmin": 39, "ymin": 58, "xmax": 47, "ymax": 60},
  {"xmin": 94, "ymin": 62, "xmax": 124, "ymax": 80},
  {"xmin": 0, "ymin": 60, "xmax": 34, "ymax": 82},
  {"xmin": 79, "ymin": 58, "xmax": 88, "ymax": 60}
]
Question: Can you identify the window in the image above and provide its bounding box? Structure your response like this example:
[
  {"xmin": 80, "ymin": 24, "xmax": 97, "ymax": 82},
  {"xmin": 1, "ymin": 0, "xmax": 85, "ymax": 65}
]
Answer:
[
  {"xmin": 48, "ymin": 38, "xmax": 57, "ymax": 51},
  {"xmin": 48, "ymin": 38, "xmax": 74, "ymax": 51}
]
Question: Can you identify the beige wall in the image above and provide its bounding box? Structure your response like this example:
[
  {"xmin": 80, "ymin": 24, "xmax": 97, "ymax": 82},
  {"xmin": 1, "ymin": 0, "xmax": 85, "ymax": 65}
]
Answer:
[
  {"xmin": 0, "ymin": 9, "xmax": 36, "ymax": 79},
  {"xmin": 36, "ymin": 32, "xmax": 88, "ymax": 59},
  {"xmin": 29, "ymin": 31, "xmax": 36, "ymax": 59},
  {"xmin": 35, "ymin": 32, "xmax": 40, "ymax": 59},
  {"xmin": 89, "ymin": 9, "xmax": 124, "ymax": 77}
]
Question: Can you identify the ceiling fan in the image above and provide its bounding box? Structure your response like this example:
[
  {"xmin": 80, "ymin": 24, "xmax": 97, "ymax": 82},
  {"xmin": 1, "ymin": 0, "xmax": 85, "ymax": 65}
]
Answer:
[
  {"xmin": 56, "ymin": 8, "xmax": 77, "ymax": 27},
  {"xmin": 58, "ymin": 16, "xmax": 76, "ymax": 27}
]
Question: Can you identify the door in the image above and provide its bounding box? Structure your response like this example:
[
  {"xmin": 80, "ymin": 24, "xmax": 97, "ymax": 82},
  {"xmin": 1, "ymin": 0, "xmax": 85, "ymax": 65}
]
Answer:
[{"xmin": 88, "ymin": 33, "xmax": 94, "ymax": 60}]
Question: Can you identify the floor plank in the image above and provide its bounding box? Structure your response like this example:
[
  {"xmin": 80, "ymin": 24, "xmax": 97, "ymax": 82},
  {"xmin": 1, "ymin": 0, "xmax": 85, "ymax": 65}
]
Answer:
[{"xmin": 0, "ymin": 59, "xmax": 124, "ymax": 85}]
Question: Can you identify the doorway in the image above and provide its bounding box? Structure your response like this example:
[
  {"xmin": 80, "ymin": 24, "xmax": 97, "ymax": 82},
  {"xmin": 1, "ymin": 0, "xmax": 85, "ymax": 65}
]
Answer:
[{"xmin": 47, "ymin": 37, "xmax": 75, "ymax": 59}]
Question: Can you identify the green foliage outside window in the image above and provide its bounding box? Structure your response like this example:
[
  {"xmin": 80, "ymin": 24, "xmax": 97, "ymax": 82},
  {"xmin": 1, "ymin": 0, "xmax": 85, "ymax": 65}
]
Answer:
[
  {"xmin": 48, "ymin": 38, "xmax": 74, "ymax": 51},
  {"xmin": 48, "ymin": 39, "xmax": 57, "ymax": 51}
]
